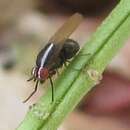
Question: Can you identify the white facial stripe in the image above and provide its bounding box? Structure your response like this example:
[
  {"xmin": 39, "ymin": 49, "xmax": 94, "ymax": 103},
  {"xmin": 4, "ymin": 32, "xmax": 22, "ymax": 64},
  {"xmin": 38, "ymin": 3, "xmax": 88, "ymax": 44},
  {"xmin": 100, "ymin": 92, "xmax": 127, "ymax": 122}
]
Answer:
[
  {"xmin": 38, "ymin": 67, "xmax": 42, "ymax": 79},
  {"xmin": 40, "ymin": 43, "xmax": 54, "ymax": 67},
  {"xmin": 32, "ymin": 67, "xmax": 36, "ymax": 75}
]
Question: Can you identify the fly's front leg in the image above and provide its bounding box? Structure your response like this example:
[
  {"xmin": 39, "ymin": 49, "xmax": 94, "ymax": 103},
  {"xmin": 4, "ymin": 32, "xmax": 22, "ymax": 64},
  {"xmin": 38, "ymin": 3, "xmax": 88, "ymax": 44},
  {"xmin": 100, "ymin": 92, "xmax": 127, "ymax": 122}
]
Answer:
[{"xmin": 23, "ymin": 80, "xmax": 39, "ymax": 103}]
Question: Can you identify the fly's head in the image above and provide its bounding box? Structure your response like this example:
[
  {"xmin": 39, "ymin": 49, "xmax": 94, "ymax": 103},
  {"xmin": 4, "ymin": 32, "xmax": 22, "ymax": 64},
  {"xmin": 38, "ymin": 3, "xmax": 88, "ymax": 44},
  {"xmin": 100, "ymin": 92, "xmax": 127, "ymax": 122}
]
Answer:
[
  {"xmin": 28, "ymin": 66, "xmax": 49, "ymax": 82},
  {"xmin": 28, "ymin": 65, "xmax": 56, "ymax": 83}
]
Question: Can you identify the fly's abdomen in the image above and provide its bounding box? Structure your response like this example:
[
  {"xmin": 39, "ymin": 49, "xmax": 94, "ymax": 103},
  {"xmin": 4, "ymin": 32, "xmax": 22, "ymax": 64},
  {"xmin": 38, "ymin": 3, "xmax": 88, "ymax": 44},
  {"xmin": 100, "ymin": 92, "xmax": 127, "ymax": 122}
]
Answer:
[{"xmin": 61, "ymin": 39, "xmax": 80, "ymax": 60}]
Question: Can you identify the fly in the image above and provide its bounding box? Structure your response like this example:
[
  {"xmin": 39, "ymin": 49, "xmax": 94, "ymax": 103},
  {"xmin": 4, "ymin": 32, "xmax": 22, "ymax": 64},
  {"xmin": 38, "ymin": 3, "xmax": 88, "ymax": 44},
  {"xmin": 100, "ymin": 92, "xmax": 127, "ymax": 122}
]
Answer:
[{"xmin": 23, "ymin": 13, "xmax": 84, "ymax": 103}]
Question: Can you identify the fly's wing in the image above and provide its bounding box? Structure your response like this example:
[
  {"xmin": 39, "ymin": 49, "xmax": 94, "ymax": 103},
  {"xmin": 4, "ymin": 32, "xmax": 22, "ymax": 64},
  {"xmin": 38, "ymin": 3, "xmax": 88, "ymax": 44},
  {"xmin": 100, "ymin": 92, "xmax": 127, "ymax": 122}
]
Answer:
[
  {"xmin": 49, "ymin": 13, "xmax": 83, "ymax": 48},
  {"xmin": 47, "ymin": 13, "xmax": 83, "ymax": 69}
]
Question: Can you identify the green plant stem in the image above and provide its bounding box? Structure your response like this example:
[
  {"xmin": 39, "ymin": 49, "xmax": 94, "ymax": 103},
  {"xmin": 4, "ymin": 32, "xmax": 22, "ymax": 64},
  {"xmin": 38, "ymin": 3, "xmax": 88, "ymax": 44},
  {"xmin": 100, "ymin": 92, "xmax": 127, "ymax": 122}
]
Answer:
[
  {"xmin": 41, "ymin": 11, "xmax": 130, "ymax": 130},
  {"xmin": 17, "ymin": 0, "xmax": 130, "ymax": 130}
]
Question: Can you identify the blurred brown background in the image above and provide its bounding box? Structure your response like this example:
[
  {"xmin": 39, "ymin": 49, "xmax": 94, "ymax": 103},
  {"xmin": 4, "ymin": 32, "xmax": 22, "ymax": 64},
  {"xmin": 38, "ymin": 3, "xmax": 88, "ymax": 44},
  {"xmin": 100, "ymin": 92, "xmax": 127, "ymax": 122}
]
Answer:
[{"xmin": 0, "ymin": 0, "xmax": 130, "ymax": 130}]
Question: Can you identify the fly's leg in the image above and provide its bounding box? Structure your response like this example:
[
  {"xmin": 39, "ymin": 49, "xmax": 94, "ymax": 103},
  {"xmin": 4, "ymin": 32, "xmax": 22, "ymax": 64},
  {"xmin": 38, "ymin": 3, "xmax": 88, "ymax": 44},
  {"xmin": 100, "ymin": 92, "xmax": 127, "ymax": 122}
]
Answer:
[
  {"xmin": 56, "ymin": 69, "xmax": 59, "ymax": 76},
  {"xmin": 49, "ymin": 75, "xmax": 54, "ymax": 102},
  {"xmin": 63, "ymin": 61, "xmax": 68, "ymax": 68},
  {"xmin": 27, "ymin": 76, "xmax": 34, "ymax": 81},
  {"xmin": 23, "ymin": 80, "xmax": 39, "ymax": 103},
  {"xmin": 78, "ymin": 53, "xmax": 91, "ymax": 57}
]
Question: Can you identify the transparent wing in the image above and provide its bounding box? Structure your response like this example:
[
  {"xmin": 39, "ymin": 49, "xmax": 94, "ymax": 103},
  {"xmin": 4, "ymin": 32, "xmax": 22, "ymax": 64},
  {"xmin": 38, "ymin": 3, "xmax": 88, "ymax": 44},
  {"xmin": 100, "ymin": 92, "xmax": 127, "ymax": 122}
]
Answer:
[
  {"xmin": 49, "ymin": 13, "xmax": 83, "ymax": 45},
  {"xmin": 47, "ymin": 13, "xmax": 83, "ymax": 69}
]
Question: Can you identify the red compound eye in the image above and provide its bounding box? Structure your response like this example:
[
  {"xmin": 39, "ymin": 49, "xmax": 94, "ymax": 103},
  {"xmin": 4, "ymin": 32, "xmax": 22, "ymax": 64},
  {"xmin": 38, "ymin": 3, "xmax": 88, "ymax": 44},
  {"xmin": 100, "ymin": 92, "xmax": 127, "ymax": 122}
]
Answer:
[{"xmin": 38, "ymin": 68, "xmax": 49, "ymax": 80}]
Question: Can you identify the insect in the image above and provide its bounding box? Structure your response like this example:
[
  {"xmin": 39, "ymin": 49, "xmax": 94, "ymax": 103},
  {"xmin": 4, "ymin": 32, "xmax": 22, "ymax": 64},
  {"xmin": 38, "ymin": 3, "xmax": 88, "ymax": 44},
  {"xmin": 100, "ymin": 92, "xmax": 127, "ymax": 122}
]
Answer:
[{"xmin": 23, "ymin": 13, "xmax": 83, "ymax": 103}]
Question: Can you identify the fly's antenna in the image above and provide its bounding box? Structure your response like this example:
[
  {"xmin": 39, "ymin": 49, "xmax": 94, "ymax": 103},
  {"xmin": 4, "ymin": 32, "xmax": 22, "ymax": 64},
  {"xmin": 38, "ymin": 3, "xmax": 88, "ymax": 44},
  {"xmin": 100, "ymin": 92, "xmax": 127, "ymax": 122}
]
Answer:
[{"xmin": 23, "ymin": 80, "xmax": 39, "ymax": 103}]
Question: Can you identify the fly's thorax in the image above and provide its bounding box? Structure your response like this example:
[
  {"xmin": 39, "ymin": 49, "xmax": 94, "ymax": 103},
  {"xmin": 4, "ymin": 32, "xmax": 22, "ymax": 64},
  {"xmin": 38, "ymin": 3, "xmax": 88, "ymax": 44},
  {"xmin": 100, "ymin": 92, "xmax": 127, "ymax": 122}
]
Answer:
[{"xmin": 36, "ymin": 43, "xmax": 55, "ymax": 67}]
